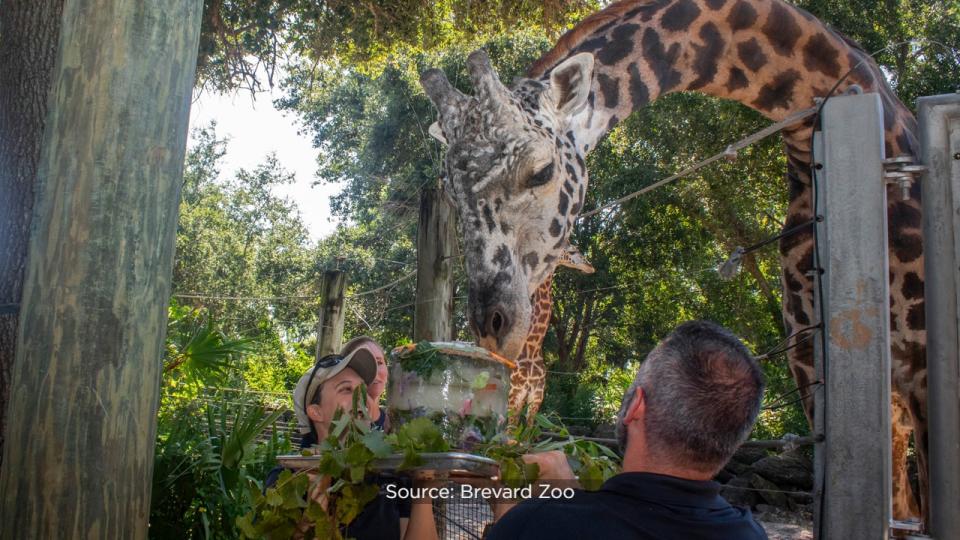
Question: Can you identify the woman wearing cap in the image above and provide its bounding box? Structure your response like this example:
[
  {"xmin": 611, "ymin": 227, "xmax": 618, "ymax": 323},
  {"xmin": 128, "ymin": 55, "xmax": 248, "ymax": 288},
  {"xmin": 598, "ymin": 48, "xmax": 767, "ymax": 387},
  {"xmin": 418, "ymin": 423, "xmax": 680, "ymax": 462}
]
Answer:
[
  {"xmin": 340, "ymin": 336, "xmax": 391, "ymax": 433},
  {"xmin": 276, "ymin": 347, "xmax": 438, "ymax": 540}
]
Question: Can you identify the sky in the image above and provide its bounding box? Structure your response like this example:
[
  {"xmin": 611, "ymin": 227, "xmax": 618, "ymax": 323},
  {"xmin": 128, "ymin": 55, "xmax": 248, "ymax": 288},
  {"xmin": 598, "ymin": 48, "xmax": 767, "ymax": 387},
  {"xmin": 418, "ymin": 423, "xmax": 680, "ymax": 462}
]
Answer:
[{"xmin": 187, "ymin": 89, "xmax": 341, "ymax": 242}]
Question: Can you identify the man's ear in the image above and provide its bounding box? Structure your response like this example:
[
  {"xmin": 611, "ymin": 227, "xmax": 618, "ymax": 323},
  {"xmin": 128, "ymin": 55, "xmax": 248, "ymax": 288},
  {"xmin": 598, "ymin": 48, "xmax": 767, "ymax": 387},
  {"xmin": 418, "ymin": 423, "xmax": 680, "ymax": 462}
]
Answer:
[
  {"xmin": 428, "ymin": 121, "xmax": 448, "ymax": 145},
  {"xmin": 306, "ymin": 403, "xmax": 323, "ymax": 424},
  {"xmin": 624, "ymin": 387, "xmax": 645, "ymax": 424},
  {"xmin": 549, "ymin": 52, "xmax": 594, "ymax": 117}
]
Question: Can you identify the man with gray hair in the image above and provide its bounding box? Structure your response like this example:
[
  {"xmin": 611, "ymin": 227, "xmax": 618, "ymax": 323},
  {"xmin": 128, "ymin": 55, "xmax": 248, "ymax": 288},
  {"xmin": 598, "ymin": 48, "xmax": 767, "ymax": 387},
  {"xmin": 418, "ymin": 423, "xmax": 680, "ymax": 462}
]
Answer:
[{"xmin": 486, "ymin": 320, "xmax": 768, "ymax": 539}]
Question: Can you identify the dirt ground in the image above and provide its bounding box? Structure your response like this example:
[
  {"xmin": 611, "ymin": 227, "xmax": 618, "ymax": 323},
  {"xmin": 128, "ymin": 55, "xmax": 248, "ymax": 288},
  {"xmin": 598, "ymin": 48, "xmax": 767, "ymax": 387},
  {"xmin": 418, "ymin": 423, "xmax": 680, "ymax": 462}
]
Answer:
[{"xmin": 756, "ymin": 506, "xmax": 813, "ymax": 540}]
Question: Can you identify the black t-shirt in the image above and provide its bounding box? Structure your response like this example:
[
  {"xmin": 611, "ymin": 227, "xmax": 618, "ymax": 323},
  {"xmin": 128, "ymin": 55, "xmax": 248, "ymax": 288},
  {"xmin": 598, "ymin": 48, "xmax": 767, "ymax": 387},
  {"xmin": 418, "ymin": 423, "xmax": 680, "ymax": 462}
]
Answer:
[{"xmin": 486, "ymin": 472, "xmax": 768, "ymax": 540}]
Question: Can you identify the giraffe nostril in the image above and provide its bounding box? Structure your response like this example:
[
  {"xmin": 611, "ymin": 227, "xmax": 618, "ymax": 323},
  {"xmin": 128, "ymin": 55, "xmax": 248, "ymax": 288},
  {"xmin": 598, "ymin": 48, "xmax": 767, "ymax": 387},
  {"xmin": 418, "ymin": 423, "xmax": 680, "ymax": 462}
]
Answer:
[
  {"xmin": 485, "ymin": 307, "xmax": 510, "ymax": 339},
  {"xmin": 491, "ymin": 311, "xmax": 504, "ymax": 334}
]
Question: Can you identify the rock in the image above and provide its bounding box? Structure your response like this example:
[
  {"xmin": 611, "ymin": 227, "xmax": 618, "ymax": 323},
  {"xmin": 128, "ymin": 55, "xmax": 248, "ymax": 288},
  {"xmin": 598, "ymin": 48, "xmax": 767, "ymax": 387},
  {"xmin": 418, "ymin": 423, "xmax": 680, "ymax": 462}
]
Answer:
[
  {"xmin": 720, "ymin": 476, "xmax": 760, "ymax": 508},
  {"xmin": 755, "ymin": 504, "xmax": 775, "ymax": 514},
  {"xmin": 749, "ymin": 473, "xmax": 790, "ymax": 508},
  {"xmin": 724, "ymin": 459, "xmax": 751, "ymax": 476},
  {"xmin": 752, "ymin": 451, "xmax": 813, "ymax": 490},
  {"xmin": 721, "ymin": 475, "xmax": 759, "ymax": 509},
  {"xmin": 714, "ymin": 468, "xmax": 734, "ymax": 484},
  {"xmin": 788, "ymin": 491, "xmax": 814, "ymax": 505},
  {"xmin": 732, "ymin": 446, "xmax": 770, "ymax": 465}
]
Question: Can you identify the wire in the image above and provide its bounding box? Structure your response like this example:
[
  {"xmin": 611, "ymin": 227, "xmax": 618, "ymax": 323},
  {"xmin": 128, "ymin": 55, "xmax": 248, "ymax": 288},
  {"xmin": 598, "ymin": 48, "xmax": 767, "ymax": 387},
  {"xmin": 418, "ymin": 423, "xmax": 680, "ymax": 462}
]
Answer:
[{"xmin": 577, "ymin": 106, "xmax": 819, "ymax": 220}]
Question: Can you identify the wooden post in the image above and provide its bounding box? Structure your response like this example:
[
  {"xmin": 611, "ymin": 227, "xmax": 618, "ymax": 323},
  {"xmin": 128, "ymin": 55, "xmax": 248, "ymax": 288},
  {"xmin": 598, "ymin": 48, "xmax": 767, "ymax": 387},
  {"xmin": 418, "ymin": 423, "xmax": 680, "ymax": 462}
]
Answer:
[
  {"xmin": 0, "ymin": 0, "xmax": 202, "ymax": 537},
  {"xmin": 918, "ymin": 93, "xmax": 960, "ymax": 539},
  {"xmin": 316, "ymin": 270, "xmax": 348, "ymax": 358},
  {"xmin": 413, "ymin": 184, "xmax": 458, "ymax": 342},
  {"xmin": 813, "ymin": 92, "xmax": 891, "ymax": 539}
]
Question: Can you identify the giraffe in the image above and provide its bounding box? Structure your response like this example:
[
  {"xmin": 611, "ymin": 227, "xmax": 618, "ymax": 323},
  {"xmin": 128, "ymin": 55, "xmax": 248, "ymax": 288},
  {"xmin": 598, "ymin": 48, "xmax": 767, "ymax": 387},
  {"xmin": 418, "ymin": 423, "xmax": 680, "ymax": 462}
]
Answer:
[
  {"xmin": 508, "ymin": 248, "xmax": 594, "ymax": 427},
  {"xmin": 420, "ymin": 0, "xmax": 926, "ymax": 522}
]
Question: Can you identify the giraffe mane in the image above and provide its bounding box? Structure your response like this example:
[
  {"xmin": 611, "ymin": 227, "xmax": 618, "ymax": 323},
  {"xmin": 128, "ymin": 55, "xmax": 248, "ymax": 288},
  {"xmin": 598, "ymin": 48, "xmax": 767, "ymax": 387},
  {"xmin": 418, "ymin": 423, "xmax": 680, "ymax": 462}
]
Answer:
[{"xmin": 527, "ymin": 0, "xmax": 648, "ymax": 78}]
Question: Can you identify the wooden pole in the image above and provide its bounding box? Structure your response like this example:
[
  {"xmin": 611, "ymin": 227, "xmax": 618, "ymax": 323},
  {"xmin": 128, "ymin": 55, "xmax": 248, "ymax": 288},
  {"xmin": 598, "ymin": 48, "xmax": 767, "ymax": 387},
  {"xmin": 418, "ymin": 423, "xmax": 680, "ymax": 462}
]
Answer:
[
  {"xmin": 813, "ymin": 92, "xmax": 891, "ymax": 539},
  {"xmin": 413, "ymin": 184, "xmax": 458, "ymax": 342},
  {"xmin": 316, "ymin": 270, "xmax": 348, "ymax": 359},
  {"xmin": 0, "ymin": 0, "xmax": 202, "ymax": 536},
  {"xmin": 918, "ymin": 93, "xmax": 960, "ymax": 539}
]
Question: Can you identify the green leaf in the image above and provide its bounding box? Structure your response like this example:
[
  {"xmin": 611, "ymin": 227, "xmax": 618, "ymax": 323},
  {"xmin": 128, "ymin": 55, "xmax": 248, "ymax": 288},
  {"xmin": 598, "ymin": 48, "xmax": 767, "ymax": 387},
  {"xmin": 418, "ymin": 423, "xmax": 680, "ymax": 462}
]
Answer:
[{"xmin": 361, "ymin": 430, "xmax": 392, "ymax": 458}]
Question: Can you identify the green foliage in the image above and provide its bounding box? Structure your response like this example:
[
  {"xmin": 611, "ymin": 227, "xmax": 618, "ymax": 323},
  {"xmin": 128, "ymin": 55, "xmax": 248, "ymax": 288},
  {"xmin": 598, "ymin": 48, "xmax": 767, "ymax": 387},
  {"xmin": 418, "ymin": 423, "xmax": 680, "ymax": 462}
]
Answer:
[
  {"xmin": 152, "ymin": 305, "xmax": 291, "ymax": 539},
  {"xmin": 394, "ymin": 341, "xmax": 445, "ymax": 380},
  {"xmin": 478, "ymin": 413, "xmax": 620, "ymax": 491},
  {"xmin": 196, "ymin": 0, "xmax": 597, "ymax": 92},
  {"xmin": 238, "ymin": 388, "xmax": 449, "ymax": 539}
]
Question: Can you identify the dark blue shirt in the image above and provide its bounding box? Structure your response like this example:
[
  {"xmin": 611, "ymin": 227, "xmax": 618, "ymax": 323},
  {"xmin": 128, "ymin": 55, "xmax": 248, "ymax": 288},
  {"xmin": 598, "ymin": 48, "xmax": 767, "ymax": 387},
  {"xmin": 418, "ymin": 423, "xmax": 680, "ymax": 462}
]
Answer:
[{"xmin": 486, "ymin": 472, "xmax": 767, "ymax": 540}]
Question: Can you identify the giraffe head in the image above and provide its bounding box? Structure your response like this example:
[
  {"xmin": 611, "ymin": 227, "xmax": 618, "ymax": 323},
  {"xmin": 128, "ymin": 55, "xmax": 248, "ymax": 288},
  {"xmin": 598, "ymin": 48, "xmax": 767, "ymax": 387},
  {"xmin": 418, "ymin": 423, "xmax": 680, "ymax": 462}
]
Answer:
[{"xmin": 421, "ymin": 49, "xmax": 595, "ymax": 358}]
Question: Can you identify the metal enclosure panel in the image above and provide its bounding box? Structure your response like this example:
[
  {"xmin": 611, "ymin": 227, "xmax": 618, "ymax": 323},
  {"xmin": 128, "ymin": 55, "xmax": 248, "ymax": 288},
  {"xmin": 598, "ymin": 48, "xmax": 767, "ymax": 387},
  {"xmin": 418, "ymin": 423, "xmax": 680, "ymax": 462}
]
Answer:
[
  {"xmin": 919, "ymin": 93, "xmax": 960, "ymax": 539},
  {"xmin": 815, "ymin": 92, "xmax": 891, "ymax": 539}
]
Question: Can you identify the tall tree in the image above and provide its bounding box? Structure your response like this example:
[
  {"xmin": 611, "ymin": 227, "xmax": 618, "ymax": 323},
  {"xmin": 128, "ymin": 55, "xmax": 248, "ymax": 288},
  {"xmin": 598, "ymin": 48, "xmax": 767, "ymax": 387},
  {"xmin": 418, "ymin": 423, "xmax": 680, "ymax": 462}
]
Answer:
[
  {"xmin": 0, "ymin": 0, "xmax": 203, "ymax": 535},
  {"xmin": 0, "ymin": 0, "xmax": 65, "ymax": 469}
]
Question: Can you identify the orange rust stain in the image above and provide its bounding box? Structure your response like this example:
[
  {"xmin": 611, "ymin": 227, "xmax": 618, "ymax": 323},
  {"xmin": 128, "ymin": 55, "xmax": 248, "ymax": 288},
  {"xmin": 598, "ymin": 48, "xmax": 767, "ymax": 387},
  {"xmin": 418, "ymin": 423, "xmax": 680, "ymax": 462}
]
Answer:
[{"xmin": 830, "ymin": 306, "xmax": 880, "ymax": 350}]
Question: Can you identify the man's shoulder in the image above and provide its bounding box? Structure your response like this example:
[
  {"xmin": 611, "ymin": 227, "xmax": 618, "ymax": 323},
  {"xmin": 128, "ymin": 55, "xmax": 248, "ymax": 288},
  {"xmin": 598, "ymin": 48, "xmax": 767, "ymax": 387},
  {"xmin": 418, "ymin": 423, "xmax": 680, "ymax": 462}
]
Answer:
[{"xmin": 485, "ymin": 490, "xmax": 613, "ymax": 540}]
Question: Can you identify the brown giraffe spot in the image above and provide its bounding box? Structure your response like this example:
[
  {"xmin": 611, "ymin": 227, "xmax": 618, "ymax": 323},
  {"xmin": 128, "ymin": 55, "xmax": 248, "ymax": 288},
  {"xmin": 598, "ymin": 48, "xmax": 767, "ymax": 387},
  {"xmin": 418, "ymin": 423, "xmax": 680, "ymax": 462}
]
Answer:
[
  {"xmin": 726, "ymin": 66, "xmax": 749, "ymax": 91},
  {"xmin": 896, "ymin": 129, "xmax": 917, "ymax": 155},
  {"xmin": 660, "ymin": 0, "xmax": 702, "ymax": 32},
  {"xmin": 558, "ymin": 191, "xmax": 569, "ymax": 215},
  {"xmin": 784, "ymin": 269, "xmax": 804, "ymax": 292},
  {"xmin": 907, "ymin": 303, "xmax": 925, "ymax": 331},
  {"xmin": 627, "ymin": 62, "xmax": 651, "ymax": 108},
  {"xmin": 597, "ymin": 24, "xmax": 639, "ymax": 65},
  {"xmin": 727, "ymin": 1, "xmax": 758, "ymax": 31},
  {"xmin": 549, "ymin": 218, "xmax": 563, "ymax": 237},
  {"xmin": 689, "ymin": 22, "xmax": 725, "ymax": 90},
  {"xmin": 482, "ymin": 204, "xmax": 497, "ymax": 232},
  {"xmin": 493, "ymin": 244, "xmax": 512, "ymax": 269},
  {"xmin": 788, "ymin": 293, "xmax": 810, "ymax": 325},
  {"xmin": 779, "ymin": 214, "xmax": 813, "ymax": 254},
  {"xmin": 641, "ymin": 28, "xmax": 682, "ymax": 92},
  {"xmin": 902, "ymin": 272, "xmax": 923, "ymax": 300},
  {"xmin": 752, "ymin": 69, "xmax": 801, "ymax": 111},
  {"xmin": 625, "ymin": 0, "xmax": 672, "ymax": 22},
  {"xmin": 737, "ymin": 38, "xmax": 768, "ymax": 72},
  {"xmin": 522, "ymin": 252, "xmax": 539, "ymax": 271},
  {"xmin": 802, "ymin": 33, "xmax": 842, "ymax": 78},
  {"xmin": 705, "ymin": 0, "xmax": 727, "ymax": 9},
  {"xmin": 763, "ymin": 2, "xmax": 802, "ymax": 56},
  {"xmin": 597, "ymin": 72, "xmax": 620, "ymax": 108},
  {"xmin": 889, "ymin": 201, "xmax": 922, "ymax": 229},
  {"xmin": 890, "ymin": 310, "xmax": 898, "ymax": 332}
]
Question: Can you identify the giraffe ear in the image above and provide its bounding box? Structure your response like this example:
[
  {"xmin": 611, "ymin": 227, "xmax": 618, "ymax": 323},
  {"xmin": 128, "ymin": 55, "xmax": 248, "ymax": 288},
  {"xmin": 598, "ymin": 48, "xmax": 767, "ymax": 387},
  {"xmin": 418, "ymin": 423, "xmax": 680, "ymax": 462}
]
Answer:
[
  {"xmin": 549, "ymin": 52, "xmax": 594, "ymax": 117},
  {"xmin": 428, "ymin": 122, "xmax": 448, "ymax": 145},
  {"xmin": 557, "ymin": 245, "xmax": 595, "ymax": 274}
]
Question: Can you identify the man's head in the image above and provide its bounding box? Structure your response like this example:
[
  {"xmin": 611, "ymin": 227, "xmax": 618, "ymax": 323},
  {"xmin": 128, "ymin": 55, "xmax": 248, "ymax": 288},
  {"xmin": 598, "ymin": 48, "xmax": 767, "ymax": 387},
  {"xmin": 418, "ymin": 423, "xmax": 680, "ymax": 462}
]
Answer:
[
  {"xmin": 341, "ymin": 336, "xmax": 388, "ymax": 400},
  {"xmin": 293, "ymin": 348, "xmax": 378, "ymax": 437},
  {"xmin": 616, "ymin": 321, "xmax": 764, "ymax": 476}
]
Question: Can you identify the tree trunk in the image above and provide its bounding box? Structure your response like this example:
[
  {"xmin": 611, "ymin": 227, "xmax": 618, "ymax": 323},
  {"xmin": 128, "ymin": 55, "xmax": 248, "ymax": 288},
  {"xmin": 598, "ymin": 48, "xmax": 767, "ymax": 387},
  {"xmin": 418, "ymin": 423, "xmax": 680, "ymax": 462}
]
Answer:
[
  {"xmin": 414, "ymin": 185, "xmax": 458, "ymax": 342},
  {"xmin": 0, "ymin": 1, "xmax": 203, "ymax": 536},
  {"xmin": 316, "ymin": 269, "xmax": 347, "ymax": 358},
  {"xmin": 0, "ymin": 0, "xmax": 65, "ymax": 471}
]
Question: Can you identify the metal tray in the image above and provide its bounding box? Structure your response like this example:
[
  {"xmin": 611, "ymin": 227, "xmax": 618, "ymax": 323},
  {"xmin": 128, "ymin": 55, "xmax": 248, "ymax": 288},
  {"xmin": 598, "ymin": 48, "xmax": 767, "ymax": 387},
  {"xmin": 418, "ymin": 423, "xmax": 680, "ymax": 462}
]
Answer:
[{"xmin": 276, "ymin": 451, "xmax": 500, "ymax": 480}]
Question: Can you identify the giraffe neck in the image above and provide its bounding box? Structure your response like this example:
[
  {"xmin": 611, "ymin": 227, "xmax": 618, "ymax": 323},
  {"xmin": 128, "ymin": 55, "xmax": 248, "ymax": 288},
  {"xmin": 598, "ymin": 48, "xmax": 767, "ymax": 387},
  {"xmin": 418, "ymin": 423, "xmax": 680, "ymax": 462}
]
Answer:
[
  {"xmin": 519, "ymin": 273, "xmax": 555, "ymax": 363},
  {"xmin": 530, "ymin": 0, "xmax": 916, "ymax": 161}
]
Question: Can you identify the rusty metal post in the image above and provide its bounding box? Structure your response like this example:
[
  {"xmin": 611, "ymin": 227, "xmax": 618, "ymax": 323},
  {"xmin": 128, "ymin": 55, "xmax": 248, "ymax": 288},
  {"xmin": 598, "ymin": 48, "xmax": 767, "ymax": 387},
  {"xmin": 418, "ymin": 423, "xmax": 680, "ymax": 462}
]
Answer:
[{"xmin": 813, "ymin": 92, "xmax": 891, "ymax": 539}]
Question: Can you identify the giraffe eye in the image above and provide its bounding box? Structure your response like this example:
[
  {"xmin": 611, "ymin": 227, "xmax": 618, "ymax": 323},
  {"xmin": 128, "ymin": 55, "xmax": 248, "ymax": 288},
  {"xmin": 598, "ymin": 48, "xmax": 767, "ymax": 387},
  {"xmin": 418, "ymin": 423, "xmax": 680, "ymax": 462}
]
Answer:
[{"xmin": 526, "ymin": 162, "xmax": 554, "ymax": 188}]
